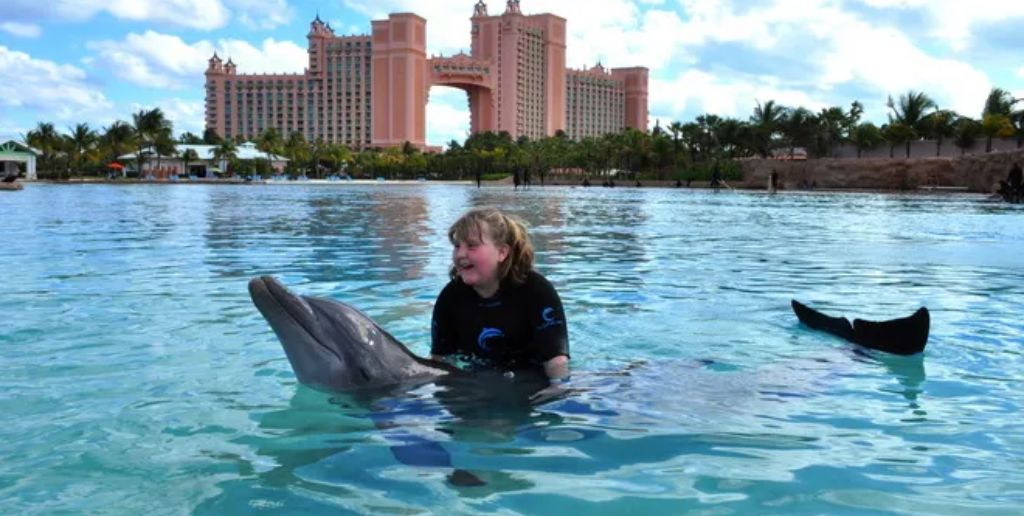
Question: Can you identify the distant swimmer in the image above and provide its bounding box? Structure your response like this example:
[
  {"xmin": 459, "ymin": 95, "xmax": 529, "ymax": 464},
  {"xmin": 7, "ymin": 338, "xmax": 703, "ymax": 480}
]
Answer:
[{"xmin": 768, "ymin": 170, "xmax": 779, "ymax": 193}]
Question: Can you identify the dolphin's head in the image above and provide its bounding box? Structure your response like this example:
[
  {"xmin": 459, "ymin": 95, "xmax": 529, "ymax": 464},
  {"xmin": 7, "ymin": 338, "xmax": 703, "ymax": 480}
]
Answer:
[{"xmin": 248, "ymin": 276, "xmax": 454, "ymax": 391}]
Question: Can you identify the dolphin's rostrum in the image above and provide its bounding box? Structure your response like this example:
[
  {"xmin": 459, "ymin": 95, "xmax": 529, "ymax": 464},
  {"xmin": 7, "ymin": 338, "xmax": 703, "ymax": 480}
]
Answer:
[{"xmin": 248, "ymin": 276, "xmax": 458, "ymax": 391}]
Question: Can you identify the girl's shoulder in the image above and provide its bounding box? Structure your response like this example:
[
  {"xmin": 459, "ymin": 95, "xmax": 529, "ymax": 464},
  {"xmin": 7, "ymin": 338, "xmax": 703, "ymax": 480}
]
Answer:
[{"xmin": 517, "ymin": 269, "xmax": 558, "ymax": 295}]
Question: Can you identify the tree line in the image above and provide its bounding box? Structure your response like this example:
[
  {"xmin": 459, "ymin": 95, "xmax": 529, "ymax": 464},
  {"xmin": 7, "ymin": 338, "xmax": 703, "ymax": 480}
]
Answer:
[{"xmin": 20, "ymin": 87, "xmax": 1023, "ymax": 182}]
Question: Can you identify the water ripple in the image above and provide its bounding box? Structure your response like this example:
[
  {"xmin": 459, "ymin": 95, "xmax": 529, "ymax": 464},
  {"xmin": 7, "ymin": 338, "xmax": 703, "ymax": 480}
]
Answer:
[{"xmin": 1, "ymin": 184, "xmax": 1022, "ymax": 513}]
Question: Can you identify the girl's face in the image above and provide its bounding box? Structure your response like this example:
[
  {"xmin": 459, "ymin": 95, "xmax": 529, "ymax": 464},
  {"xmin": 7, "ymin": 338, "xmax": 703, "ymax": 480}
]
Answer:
[{"xmin": 452, "ymin": 223, "xmax": 509, "ymax": 296}]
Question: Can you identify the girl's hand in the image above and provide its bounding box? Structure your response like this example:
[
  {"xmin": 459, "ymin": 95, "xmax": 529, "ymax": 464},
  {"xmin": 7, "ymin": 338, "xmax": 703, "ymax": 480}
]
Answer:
[{"xmin": 528, "ymin": 383, "xmax": 570, "ymax": 405}]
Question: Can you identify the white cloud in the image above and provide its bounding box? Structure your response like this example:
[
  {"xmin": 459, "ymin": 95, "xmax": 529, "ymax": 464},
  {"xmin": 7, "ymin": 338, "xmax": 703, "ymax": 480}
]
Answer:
[
  {"xmin": 339, "ymin": 0, "xmax": 681, "ymax": 76},
  {"xmin": 0, "ymin": 122, "xmax": 28, "ymax": 142},
  {"xmin": 645, "ymin": 1, "xmax": 992, "ymax": 121},
  {"xmin": 651, "ymin": 69, "xmax": 825, "ymax": 122},
  {"xmin": 86, "ymin": 31, "xmax": 308, "ymax": 89},
  {"xmin": 1017, "ymin": 67, "xmax": 1024, "ymax": 79},
  {"xmin": 130, "ymin": 98, "xmax": 206, "ymax": 136},
  {"xmin": 0, "ymin": 0, "xmax": 289, "ymax": 30},
  {"xmin": 336, "ymin": 0, "xmax": 1006, "ymax": 130},
  {"xmin": 224, "ymin": 0, "xmax": 294, "ymax": 29},
  {"xmin": 807, "ymin": 3, "xmax": 991, "ymax": 117},
  {"xmin": 426, "ymin": 87, "xmax": 470, "ymax": 146},
  {"xmin": 0, "ymin": 22, "xmax": 41, "ymax": 38},
  {"xmin": 0, "ymin": 45, "xmax": 112, "ymax": 120},
  {"xmin": 857, "ymin": 0, "xmax": 1024, "ymax": 51}
]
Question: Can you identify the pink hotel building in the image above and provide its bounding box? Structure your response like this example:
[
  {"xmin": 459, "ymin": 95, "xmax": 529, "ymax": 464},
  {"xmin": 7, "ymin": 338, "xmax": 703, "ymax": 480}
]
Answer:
[{"xmin": 204, "ymin": 0, "xmax": 648, "ymax": 149}]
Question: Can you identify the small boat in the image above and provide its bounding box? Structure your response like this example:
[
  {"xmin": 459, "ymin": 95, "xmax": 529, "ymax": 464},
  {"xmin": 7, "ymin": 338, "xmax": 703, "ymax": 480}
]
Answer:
[{"xmin": 1, "ymin": 175, "xmax": 23, "ymax": 191}]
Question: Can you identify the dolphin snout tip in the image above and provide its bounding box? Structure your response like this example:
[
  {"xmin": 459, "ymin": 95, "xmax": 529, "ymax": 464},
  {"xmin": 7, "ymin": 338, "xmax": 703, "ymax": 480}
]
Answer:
[
  {"xmin": 248, "ymin": 276, "xmax": 265, "ymax": 295},
  {"xmin": 248, "ymin": 276, "xmax": 279, "ymax": 298}
]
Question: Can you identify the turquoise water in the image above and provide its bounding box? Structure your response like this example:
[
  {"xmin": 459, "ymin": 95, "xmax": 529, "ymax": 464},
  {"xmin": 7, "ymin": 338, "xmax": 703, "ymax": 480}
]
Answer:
[{"xmin": 2, "ymin": 183, "xmax": 1023, "ymax": 514}]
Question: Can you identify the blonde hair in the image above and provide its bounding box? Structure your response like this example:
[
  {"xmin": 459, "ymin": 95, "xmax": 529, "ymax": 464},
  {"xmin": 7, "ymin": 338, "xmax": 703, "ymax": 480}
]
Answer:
[{"xmin": 448, "ymin": 207, "xmax": 534, "ymax": 285}]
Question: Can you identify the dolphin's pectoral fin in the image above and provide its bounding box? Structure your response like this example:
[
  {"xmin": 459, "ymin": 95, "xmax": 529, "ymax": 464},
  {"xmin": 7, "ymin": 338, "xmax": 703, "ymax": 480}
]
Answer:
[{"xmin": 792, "ymin": 300, "xmax": 930, "ymax": 355}]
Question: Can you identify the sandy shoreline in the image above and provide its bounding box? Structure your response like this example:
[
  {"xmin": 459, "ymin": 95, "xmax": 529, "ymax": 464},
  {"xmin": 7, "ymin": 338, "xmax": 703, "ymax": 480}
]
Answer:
[{"xmin": 14, "ymin": 178, "xmax": 997, "ymax": 197}]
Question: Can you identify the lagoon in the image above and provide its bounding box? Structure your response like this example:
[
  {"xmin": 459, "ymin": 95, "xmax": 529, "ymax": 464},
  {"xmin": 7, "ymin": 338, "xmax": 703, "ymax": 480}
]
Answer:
[{"xmin": 2, "ymin": 184, "xmax": 1023, "ymax": 514}]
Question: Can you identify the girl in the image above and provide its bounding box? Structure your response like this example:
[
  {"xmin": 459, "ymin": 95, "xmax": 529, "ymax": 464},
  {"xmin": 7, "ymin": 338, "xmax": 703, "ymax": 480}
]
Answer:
[{"xmin": 430, "ymin": 207, "xmax": 569, "ymax": 394}]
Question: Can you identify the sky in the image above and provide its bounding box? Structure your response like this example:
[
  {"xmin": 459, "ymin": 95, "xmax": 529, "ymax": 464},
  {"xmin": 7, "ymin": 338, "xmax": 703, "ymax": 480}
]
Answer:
[{"xmin": 2, "ymin": 0, "xmax": 1023, "ymax": 147}]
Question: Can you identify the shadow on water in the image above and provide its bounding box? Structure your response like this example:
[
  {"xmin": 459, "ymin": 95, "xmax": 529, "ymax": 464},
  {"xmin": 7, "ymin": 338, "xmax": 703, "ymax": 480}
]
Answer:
[
  {"xmin": 193, "ymin": 372, "xmax": 568, "ymax": 512},
  {"xmin": 855, "ymin": 349, "xmax": 928, "ymax": 418},
  {"xmin": 194, "ymin": 354, "xmax": 918, "ymax": 512}
]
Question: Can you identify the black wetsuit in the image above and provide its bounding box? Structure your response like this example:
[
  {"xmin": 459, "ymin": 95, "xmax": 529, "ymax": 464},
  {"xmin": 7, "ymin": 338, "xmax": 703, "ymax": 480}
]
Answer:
[{"xmin": 431, "ymin": 270, "xmax": 569, "ymax": 370}]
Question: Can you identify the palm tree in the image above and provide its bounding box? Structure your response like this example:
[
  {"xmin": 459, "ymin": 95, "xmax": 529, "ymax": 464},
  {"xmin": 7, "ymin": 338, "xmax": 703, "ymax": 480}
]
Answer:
[
  {"xmin": 816, "ymin": 107, "xmax": 849, "ymax": 158},
  {"xmin": 983, "ymin": 87, "xmax": 1017, "ymax": 117},
  {"xmin": 153, "ymin": 129, "xmax": 176, "ymax": 176},
  {"xmin": 99, "ymin": 121, "xmax": 136, "ymax": 178},
  {"xmin": 750, "ymin": 100, "xmax": 786, "ymax": 157},
  {"xmin": 283, "ymin": 131, "xmax": 309, "ymax": 175},
  {"xmin": 202, "ymin": 127, "xmax": 223, "ymax": 145},
  {"xmin": 781, "ymin": 107, "xmax": 815, "ymax": 158},
  {"xmin": 851, "ymin": 122, "xmax": 883, "ymax": 158},
  {"xmin": 212, "ymin": 140, "xmax": 237, "ymax": 177},
  {"xmin": 180, "ymin": 148, "xmax": 200, "ymax": 177},
  {"xmin": 324, "ymin": 143, "xmax": 352, "ymax": 177},
  {"xmin": 887, "ymin": 90, "xmax": 937, "ymax": 157},
  {"xmin": 131, "ymin": 108, "xmax": 173, "ymax": 178},
  {"xmin": 981, "ymin": 114, "xmax": 1014, "ymax": 153},
  {"xmin": 24, "ymin": 122, "xmax": 62, "ymax": 179},
  {"xmin": 680, "ymin": 122, "xmax": 702, "ymax": 164},
  {"xmin": 882, "ymin": 123, "xmax": 915, "ymax": 158},
  {"xmin": 923, "ymin": 110, "xmax": 956, "ymax": 156},
  {"xmin": 68, "ymin": 123, "xmax": 97, "ymax": 181},
  {"xmin": 695, "ymin": 114, "xmax": 723, "ymax": 160},
  {"xmin": 953, "ymin": 117, "xmax": 981, "ymax": 155},
  {"xmin": 256, "ymin": 128, "xmax": 284, "ymax": 175},
  {"xmin": 178, "ymin": 132, "xmax": 203, "ymax": 144},
  {"xmin": 667, "ymin": 121, "xmax": 685, "ymax": 174}
]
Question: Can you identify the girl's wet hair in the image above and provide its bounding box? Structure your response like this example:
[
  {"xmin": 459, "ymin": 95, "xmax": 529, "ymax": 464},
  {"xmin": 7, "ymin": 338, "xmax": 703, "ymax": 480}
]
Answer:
[{"xmin": 448, "ymin": 207, "xmax": 534, "ymax": 285}]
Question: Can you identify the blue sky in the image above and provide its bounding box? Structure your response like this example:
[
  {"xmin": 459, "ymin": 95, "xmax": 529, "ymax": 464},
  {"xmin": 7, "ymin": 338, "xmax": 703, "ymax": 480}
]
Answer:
[{"xmin": 2, "ymin": 0, "xmax": 1023, "ymax": 147}]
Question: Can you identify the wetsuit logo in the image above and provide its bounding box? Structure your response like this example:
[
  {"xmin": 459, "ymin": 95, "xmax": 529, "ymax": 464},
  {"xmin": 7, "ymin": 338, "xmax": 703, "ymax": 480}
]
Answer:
[
  {"xmin": 477, "ymin": 327, "xmax": 504, "ymax": 351},
  {"xmin": 538, "ymin": 307, "xmax": 563, "ymax": 330}
]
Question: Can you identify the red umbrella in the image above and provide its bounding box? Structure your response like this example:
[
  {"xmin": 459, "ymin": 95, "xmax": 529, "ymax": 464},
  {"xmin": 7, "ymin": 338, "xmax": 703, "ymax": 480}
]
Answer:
[{"xmin": 107, "ymin": 162, "xmax": 125, "ymax": 170}]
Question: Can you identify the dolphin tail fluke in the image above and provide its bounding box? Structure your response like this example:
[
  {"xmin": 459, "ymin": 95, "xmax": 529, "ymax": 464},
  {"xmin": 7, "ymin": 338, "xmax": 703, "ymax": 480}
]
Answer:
[
  {"xmin": 791, "ymin": 300, "xmax": 856, "ymax": 341},
  {"xmin": 792, "ymin": 300, "xmax": 929, "ymax": 355},
  {"xmin": 851, "ymin": 307, "xmax": 929, "ymax": 355}
]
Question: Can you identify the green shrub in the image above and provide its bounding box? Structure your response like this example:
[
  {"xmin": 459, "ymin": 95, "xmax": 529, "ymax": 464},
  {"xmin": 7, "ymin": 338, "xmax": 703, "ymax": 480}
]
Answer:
[
  {"xmin": 481, "ymin": 173, "xmax": 511, "ymax": 181},
  {"xmin": 674, "ymin": 161, "xmax": 742, "ymax": 181}
]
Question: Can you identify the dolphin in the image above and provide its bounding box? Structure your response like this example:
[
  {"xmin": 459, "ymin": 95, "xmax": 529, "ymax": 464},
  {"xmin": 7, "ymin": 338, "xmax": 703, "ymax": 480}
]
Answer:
[
  {"xmin": 249, "ymin": 275, "xmax": 527, "ymax": 487},
  {"xmin": 248, "ymin": 276, "xmax": 458, "ymax": 392},
  {"xmin": 791, "ymin": 300, "xmax": 930, "ymax": 355}
]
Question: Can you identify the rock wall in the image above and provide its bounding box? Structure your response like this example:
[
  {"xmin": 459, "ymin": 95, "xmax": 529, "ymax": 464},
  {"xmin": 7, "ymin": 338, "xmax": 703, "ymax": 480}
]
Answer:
[{"xmin": 736, "ymin": 149, "xmax": 1024, "ymax": 192}]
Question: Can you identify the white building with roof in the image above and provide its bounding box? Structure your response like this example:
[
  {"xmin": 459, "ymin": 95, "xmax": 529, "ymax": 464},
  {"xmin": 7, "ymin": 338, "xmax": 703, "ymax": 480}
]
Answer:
[
  {"xmin": 118, "ymin": 142, "xmax": 288, "ymax": 178},
  {"xmin": 0, "ymin": 140, "xmax": 39, "ymax": 180}
]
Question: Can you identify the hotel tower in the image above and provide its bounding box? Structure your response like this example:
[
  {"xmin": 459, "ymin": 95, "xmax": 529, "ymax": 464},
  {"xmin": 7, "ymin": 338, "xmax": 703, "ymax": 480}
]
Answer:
[{"xmin": 204, "ymin": 0, "xmax": 648, "ymax": 149}]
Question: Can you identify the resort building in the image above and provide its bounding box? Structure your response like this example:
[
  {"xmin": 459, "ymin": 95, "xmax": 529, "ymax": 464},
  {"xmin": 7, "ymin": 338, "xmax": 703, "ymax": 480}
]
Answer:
[
  {"xmin": 119, "ymin": 142, "xmax": 288, "ymax": 179},
  {"xmin": 0, "ymin": 140, "xmax": 39, "ymax": 180},
  {"xmin": 204, "ymin": 0, "xmax": 648, "ymax": 149}
]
